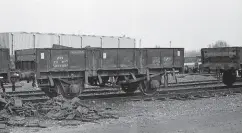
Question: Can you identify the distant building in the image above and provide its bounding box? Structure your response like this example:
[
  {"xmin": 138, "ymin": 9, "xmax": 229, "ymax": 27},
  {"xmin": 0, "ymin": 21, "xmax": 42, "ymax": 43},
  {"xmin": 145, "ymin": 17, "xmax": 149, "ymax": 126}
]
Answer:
[{"xmin": 0, "ymin": 32, "xmax": 136, "ymax": 55}]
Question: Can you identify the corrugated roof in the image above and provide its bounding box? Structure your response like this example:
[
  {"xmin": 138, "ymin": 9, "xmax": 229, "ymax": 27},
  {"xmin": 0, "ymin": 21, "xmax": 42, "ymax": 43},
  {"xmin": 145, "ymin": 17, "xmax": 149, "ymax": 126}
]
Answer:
[{"xmin": 0, "ymin": 32, "xmax": 135, "ymax": 39}]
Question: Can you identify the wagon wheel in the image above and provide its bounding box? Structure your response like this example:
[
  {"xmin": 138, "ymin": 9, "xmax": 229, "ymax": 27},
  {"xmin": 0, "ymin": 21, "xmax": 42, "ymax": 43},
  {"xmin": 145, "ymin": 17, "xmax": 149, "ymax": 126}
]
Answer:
[
  {"xmin": 222, "ymin": 69, "xmax": 236, "ymax": 87},
  {"xmin": 121, "ymin": 83, "xmax": 139, "ymax": 94},
  {"xmin": 139, "ymin": 80, "xmax": 159, "ymax": 96},
  {"xmin": 59, "ymin": 81, "xmax": 83, "ymax": 99},
  {"xmin": 184, "ymin": 66, "xmax": 189, "ymax": 73},
  {"xmin": 49, "ymin": 79, "xmax": 84, "ymax": 99}
]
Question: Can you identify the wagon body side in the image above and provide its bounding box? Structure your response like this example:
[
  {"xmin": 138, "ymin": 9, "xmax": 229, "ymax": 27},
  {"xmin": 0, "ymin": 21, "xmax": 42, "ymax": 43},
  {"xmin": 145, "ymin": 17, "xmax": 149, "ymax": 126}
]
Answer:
[{"xmin": 15, "ymin": 47, "xmax": 184, "ymax": 98}]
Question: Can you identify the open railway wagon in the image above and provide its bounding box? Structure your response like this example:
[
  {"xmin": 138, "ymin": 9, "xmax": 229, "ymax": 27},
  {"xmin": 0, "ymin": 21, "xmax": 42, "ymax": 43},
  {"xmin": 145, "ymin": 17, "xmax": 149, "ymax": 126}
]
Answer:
[
  {"xmin": 200, "ymin": 47, "xmax": 242, "ymax": 86},
  {"xmin": 15, "ymin": 48, "xmax": 184, "ymax": 99},
  {"xmin": 0, "ymin": 48, "xmax": 19, "ymax": 91},
  {"xmin": 0, "ymin": 48, "xmax": 10, "ymax": 85}
]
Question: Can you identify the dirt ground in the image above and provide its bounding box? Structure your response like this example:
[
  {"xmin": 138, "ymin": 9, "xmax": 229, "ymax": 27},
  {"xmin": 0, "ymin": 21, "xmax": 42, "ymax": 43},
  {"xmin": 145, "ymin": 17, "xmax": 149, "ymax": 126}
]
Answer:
[
  {"xmin": 3, "ymin": 81, "xmax": 39, "ymax": 92},
  {"xmin": 9, "ymin": 93, "xmax": 242, "ymax": 133}
]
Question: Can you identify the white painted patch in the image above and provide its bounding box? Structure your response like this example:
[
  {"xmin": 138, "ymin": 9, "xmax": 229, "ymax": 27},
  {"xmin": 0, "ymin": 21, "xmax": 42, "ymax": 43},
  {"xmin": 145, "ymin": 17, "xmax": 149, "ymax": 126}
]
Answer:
[
  {"xmin": 41, "ymin": 53, "xmax": 44, "ymax": 59},
  {"xmin": 13, "ymin": 73, "xmax": 19, "ymax": 76},
  {"xmin": 103, "ymin": 53, "xmax": 107, "ymax": 59},
  {"xmin": 236, "ymin": 70, "xmax": 239, "ymax": 77},
  {"xmin": 177, "ymin": 51, "xmax": 180, "ymax": 56}
]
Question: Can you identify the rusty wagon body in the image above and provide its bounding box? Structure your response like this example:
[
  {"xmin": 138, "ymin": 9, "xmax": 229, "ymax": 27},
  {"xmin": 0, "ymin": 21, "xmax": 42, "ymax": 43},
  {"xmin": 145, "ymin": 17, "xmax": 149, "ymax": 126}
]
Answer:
[
  {"xmin": 201, "ymin": 47, "xmax": 242, "ymax": 71},
  {"xmin": 0, "ymin": 48, "xmax": 10, "ymax": 83},
  {"xmin": 15, "ymin": 48, "xmax": 184, "ymax": 98},
  {"xmin": 200, "ymin": 47, "xmax": 242, "ymax": 86}
]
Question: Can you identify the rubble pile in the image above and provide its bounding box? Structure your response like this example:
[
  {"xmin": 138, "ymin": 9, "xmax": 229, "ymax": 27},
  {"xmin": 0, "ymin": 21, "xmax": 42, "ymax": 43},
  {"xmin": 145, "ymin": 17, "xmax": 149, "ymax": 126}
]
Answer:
[{"xmin": 0, "ymin": 94, "xmax": 118, "ymax": 129}]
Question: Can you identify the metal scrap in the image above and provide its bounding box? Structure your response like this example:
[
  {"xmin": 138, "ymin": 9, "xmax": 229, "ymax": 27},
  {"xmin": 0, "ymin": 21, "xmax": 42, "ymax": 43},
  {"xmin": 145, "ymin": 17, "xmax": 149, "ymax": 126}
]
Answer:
[{"xmin": 0, "ymin": 93, "xmax": 118, "ymax": 128}]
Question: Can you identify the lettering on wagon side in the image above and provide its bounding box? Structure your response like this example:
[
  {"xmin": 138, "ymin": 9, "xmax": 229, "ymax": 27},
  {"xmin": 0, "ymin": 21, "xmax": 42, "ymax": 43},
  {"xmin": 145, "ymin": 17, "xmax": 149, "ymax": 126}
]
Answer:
[{"xmin": 52, "ymin": 55, "xmax": 69, "ymax": 68}]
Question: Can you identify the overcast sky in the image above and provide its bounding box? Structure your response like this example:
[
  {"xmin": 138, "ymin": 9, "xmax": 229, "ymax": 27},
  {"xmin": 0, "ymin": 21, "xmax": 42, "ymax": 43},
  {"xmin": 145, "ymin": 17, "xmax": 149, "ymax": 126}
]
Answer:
[{"xmin": 0, "ymin": 0, "xmax": 241, "ymax": 50}]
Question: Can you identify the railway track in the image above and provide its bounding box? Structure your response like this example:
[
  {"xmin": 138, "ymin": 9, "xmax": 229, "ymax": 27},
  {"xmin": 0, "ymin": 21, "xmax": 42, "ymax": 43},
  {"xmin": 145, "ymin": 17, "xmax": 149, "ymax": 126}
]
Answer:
[
  {"xmin": 79, "ymin": 83, "xmax": 242, "ymax": 100},
  {"xmin": 19, "ymin": 84, "xmax": 242, "ymax": 103},
  {"xmin": 4, "ymin": 80, "xmax": 242, "ymax": 103},
  {"xmin": 6, "ymin": 80, "xmax": 219, "ymax": 96}
]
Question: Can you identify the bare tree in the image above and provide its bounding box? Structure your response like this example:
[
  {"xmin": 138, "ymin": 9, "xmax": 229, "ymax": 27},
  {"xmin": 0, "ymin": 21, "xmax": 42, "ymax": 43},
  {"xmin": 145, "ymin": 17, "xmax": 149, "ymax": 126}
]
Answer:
[{"xmin": 208, "ymin": 40, "xmax": 229, "ymax": 48}]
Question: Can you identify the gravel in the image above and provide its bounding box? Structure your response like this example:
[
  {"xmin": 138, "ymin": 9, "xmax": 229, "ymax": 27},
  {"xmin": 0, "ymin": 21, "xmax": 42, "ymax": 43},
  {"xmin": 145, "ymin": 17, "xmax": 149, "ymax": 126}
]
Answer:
[{"xmin": 9, "ymin": 93, "xmax": 242, "ymax": 133}]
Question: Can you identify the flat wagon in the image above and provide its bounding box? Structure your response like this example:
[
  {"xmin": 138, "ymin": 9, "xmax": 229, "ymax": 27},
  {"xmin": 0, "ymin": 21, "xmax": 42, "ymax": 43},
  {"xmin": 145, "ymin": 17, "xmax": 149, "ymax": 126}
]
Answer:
[
  {"xmin": 15, "ymin": 48, "xmax": 184, "ymax": 99},
  {"xmin": 200, "ymin": 47, "xmax": 242, "ymax": 86}
]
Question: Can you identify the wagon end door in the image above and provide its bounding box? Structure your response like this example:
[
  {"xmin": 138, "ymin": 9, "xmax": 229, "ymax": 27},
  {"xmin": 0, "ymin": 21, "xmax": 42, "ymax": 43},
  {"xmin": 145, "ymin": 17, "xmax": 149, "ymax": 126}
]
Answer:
[
  {"xmin": 160, "ymin": 49, "xmax": 174, "ymax": 69},
  {"xmin": 36, "ymin": 49, "xmax": 50, "ymax": 77},
  {"xmin": 118, "ymin": 48, "xmax": 136, "ymax": 69},
  {"xmin": 145, "ymin": 49, "xmax": 162, "ymax": 69},
  {"xmin": 68, "ymin": 49, "xmax": 86, "ymax": 71},
  {"xmin": 100, "ymin": 49, "xmax": 118, "ymax": 69},
  {"xmin": 173, "ymin": 48, "xmax": 184, "ymax": 68}
]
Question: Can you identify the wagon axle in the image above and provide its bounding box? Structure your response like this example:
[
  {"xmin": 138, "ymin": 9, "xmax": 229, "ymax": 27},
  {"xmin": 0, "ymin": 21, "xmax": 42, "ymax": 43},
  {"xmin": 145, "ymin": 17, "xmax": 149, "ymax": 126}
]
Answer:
[{"xmin": 119, "ymin": 70, "xmax": 177, "ymax": 96}]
